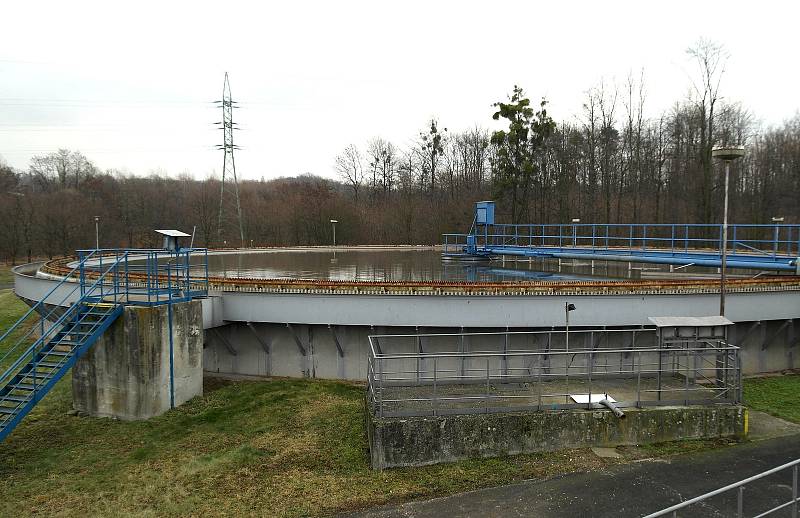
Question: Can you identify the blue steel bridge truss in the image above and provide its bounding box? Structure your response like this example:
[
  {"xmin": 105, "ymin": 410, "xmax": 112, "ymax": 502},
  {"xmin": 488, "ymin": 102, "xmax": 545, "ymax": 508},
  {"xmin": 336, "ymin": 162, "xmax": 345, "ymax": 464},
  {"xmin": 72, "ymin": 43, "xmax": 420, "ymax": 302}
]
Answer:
[{"xmin": 444, "ymin": 210, "xmax": 800, "ymax": 274}]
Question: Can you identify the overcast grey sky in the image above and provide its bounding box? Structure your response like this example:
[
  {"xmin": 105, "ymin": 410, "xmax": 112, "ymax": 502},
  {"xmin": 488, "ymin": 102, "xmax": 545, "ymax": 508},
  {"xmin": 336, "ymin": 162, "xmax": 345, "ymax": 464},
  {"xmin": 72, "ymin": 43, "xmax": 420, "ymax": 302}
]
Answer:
[{"xmin": 1, "ymin": 0, "xmax": 799, "ymax": 181}]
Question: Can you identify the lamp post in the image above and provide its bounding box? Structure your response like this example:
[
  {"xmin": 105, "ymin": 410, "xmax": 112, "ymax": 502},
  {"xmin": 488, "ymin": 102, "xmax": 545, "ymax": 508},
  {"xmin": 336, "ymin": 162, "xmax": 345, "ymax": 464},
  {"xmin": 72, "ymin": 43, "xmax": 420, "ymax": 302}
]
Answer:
[
  {"xmin": 330, "ymin": 219, "xmax": 338, "ymax": 247},
  {"xmin": 564, "ymin": 302, "xmax": 576, "ymax": 403},
  {"xmin": 571, "ymin": 218, "xmax": 580, "ymax": 247},
  {"xmin": 565, "ymin": 302, "xmax": 576, "ymax": 352},
  {"xmin": 94, "ymin": 216, "xmax": 100, "ymax": 250},
  {"xmin": 711, "ymin": 146, "xmax": 745, "ymax": 316},
  {"xmin": 772, "ymin": 217, "xmax": 784, "ymax": 257}
]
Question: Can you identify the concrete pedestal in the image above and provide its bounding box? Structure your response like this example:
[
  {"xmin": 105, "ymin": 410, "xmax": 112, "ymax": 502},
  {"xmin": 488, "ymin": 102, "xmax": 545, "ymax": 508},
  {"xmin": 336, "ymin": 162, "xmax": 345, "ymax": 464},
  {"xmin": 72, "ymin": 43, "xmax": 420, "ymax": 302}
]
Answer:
[{"xmin": 72, "ymin": 300, "xmax": 203, "ymax": 420}]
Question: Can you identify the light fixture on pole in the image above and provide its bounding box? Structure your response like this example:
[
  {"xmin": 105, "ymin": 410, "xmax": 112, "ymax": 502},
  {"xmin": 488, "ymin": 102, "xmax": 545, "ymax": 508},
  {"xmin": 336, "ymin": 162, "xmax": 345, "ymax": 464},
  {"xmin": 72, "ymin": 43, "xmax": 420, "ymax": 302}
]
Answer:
[
  {"xmin": 571, "ymin": 218, "xmax": 580, "ymax": 247},
  {"xmin": 94, "ymin": 216, "xmax": 100, "ymax": 250},
  {"xmin": 330, "ymin": 219, "xmax": 338, "ymax": 247},
  {"xmin": 711, "ymin": 145, "xmax": 745, "ymax": 316},
  {"xmin": 771, "ymin": 217, "xmax": 784, "ymax": 256}
]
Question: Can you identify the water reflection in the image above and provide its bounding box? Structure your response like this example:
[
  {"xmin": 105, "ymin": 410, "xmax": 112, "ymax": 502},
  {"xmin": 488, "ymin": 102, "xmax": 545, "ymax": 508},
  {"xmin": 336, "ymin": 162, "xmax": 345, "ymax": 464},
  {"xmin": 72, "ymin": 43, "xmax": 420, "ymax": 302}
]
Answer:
[{"xmin": 198, "ymin": 249, "xmax": 638, "ymax": 283}]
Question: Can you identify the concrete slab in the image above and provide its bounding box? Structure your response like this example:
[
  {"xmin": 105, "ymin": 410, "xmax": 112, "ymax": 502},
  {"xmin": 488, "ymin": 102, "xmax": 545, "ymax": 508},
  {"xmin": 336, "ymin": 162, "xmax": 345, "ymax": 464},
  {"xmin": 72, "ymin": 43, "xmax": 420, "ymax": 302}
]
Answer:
[
  {"xmin": 747, "ymin": 409, "xmax": 800, "ymax": 440},
  {"xmin": 590, "ymin": 447, "xmax": 622, "ymax": 459}
]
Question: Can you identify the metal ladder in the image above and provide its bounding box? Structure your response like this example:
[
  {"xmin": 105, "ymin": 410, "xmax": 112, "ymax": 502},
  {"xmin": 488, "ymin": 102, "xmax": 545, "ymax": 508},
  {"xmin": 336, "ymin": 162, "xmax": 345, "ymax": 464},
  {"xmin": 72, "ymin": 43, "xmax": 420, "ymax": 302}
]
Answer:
[{"xmin": 0, "ymin": 252, "xmax": 127, "ymax": 442}]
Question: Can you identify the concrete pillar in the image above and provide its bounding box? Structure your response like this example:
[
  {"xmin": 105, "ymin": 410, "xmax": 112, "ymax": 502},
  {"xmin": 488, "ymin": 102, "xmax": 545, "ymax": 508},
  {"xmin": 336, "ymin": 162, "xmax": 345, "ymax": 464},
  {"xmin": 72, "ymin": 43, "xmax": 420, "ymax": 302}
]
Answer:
[{"xmin": 72, "ymin": 300, "xmax": 203, "ymax": 420}]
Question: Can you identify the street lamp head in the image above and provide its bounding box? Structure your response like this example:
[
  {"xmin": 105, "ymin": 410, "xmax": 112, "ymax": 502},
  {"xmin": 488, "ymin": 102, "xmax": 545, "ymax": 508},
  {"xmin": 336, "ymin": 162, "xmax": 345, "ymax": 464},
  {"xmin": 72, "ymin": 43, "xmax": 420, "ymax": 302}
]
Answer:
[
  {"xmin": 571, "ymin": 218, "xmax": 580, "ymax": 223},
  {"xmin": 566, "ymin": 303, "xmax": 576, "ymax": 312},
  {"xmin": 711, "ymin": 146, "xmax": 745, "ymax": 161},
  {"xmin": 772, "ymin": 216, "xmax": 785, "ymax": 223},
  {"xmin": 330, "ymin": 219, "xmax": 338, "ymax": 224}
]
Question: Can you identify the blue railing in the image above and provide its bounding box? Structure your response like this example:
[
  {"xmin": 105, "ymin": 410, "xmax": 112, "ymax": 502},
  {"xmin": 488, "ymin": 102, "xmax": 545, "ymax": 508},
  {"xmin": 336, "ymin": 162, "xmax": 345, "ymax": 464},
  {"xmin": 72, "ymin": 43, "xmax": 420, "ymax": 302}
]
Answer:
[
  {"xmin": 443, "ymin": 223, "xmax": 800, "ymax": 272},
  {"xmin": 0, "ymin": 252, "xmax": 126, "ymax": 388},
  {"xmin": 75, "ymin": 248, "xmax": 209, "ymax": 305}
]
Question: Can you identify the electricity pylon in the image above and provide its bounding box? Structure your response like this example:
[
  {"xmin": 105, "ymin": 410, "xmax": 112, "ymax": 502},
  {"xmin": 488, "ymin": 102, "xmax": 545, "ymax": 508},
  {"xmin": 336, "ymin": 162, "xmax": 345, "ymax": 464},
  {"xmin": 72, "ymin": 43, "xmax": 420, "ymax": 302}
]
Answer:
[{"xmin": 214, "ymin": 72, "xmax": 244, "ymax": 247}]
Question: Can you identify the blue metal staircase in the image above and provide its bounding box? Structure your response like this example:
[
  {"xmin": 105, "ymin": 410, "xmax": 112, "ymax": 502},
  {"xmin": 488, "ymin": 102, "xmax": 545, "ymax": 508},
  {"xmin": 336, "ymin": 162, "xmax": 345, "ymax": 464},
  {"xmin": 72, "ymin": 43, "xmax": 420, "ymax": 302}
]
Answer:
[
  {"xmin": 0, "ymin": 302, "xmax": 122, "ymax": 441},
  {"xmin": 0, "ymin": 246, "xmax": 208, "ymax": 442},
  {"xmin": 0, "ymin": 251, "xmax": 129, "ymax": 442}
]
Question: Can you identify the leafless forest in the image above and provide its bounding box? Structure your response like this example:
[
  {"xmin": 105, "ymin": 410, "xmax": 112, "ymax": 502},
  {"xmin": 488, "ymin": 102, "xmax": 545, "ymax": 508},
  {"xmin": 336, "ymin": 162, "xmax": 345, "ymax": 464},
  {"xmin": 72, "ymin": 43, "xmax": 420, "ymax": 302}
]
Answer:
[{"xmin": 0, "ymin": 42, "xmax": 798, "ymax": 263}]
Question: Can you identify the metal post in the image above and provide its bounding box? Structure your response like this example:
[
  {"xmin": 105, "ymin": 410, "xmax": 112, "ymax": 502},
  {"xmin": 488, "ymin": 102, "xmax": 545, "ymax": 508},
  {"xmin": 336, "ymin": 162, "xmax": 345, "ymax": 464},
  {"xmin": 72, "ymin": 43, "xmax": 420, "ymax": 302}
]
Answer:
[
  {"xmin": 737, "ymin": 486, "xmax": 744, "ymax": 518},
  {"xmin": 565, "ymin": 304, "xmax": 570, "ymax": 404},
  {"xmin": 587, "ymin": 350, "xmax": 593, "ymax": 410},
  {"xmin": 774, "ymin": 225, "xmax": 780, "ymax": 258},
  {"xmin": 167, "ymin": 262, "xmax": 175, "ymax": 409},
  {"xmin": 433, "ymin": 357, "xmax": 438, "ymax": 416},
  {"xmin": 94, "ymin": 216, "xmax": 100, "ymax": 250},
  {"xmin": 792, "ymin": 464, "xmax": 798, "ymax": 518},
  {"xmin": 636, "ymin": 350, "xmax": 642, "ymax": 407},
  {"xmin": 485, "ymin": 358, "xmax": 490, "ymax": 413},
  {"xmin": 721, "ymin": 160, "xmax": 730, "ymax": 316}
]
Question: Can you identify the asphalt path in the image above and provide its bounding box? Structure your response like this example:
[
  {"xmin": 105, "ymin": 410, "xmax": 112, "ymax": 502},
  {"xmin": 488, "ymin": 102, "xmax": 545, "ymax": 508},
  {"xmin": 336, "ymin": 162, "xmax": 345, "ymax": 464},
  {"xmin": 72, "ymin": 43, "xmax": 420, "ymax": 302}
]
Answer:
[{"xmin": 348, "ymin": 434, "xmax": 800, "ymax": 518}]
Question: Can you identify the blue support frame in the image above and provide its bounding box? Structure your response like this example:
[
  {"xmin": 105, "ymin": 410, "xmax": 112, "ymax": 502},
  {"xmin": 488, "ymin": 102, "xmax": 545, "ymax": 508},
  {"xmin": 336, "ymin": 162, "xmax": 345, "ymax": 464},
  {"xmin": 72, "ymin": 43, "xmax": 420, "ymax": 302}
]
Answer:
[{"xmin": 443, "ymin": 204, "xmax": 800, "ymax": 272}]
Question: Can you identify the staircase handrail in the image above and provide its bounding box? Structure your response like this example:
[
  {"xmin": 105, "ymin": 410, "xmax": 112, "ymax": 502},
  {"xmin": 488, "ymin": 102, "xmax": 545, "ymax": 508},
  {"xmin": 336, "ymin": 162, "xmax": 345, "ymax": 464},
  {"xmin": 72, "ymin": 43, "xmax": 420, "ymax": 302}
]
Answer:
[
  {"xmin": 0, "ymin": 252, "xmax": 128, "ymax": 388},
  {"xmin": 0, "ymin": 250, "xmax": 97, "ymax": 348}
]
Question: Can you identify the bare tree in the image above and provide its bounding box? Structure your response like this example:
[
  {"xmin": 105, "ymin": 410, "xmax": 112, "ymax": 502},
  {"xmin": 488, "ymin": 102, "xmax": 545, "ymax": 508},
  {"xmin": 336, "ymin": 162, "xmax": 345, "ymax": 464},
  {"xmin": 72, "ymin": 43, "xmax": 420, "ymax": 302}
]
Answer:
[
  {"xmin": 29, "ymin": 149, "xmax": 97, "ymax": 191},
  {"xmin": 687, "ymin": 38, "xmax": 728, "ymax": 224},
  {"xmin": 334, "ymin": 144, "xmax": 364, "ymax": 201}
]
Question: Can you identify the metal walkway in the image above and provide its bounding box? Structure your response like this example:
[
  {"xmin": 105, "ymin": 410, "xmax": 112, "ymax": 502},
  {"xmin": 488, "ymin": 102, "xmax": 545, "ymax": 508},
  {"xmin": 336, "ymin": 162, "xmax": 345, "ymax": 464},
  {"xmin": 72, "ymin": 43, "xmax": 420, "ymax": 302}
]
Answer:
[
  {"xmin": 443, "ymin": 203, "xmax": 800, "ymax": 273},
  {"xmin": 0, "ymin": 247, "xmax": 207, "ymax": 441}
]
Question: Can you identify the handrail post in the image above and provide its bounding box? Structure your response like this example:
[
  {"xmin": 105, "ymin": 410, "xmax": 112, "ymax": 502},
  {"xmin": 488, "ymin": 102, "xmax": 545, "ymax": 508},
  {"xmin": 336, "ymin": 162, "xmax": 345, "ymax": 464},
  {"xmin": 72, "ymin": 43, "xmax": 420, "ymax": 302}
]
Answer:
[
  {"xmin": 636, "ymin": 350, "xmax": 642, "ymax": 407},
  {"xmin": 587, "ymin": 350, "xmax": 593, "ymax": 410},
  {"xmin": 671, "ymin": 224, "xmax": 675, "ymax": 254},
  {"xmin": 433, "ymin": 357, "xmax": 438, "ymax": 416},
  {"xmin": 737, "ymin": 486, "xmax": 744, "ymax": 518},
  {"xmin": 643, "ymin": 225, "xmax": 647, "ymax": 251},
  {"xmin": 79, "ymin": 251, "xmax": 85, "ymax": 297},
  {"xmin": 485, "ymin": 357, "xmax": 490, "ymax": 414}
]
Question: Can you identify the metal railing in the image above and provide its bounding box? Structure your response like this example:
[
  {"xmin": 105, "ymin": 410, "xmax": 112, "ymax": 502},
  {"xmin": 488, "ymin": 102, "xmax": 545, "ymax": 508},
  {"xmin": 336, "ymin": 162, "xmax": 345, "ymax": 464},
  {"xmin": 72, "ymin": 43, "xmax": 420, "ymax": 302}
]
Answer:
[
  {"xmin": 644, "ymin": 458, "xmax": 799, "ymax": 518},
  {"xmin": 1, "ymin": 248, "xmax": 209, "ymax": 374},
  {"xmin": 442, "ymin": 223, "xmax": 800, "ymax": 272},
  {"xmin": 366, "ymin": 329, "xmax": 741, "ymax": 418},
  {"xmin": 75, "ymin": 248, "xmax": 209, "ymax": 305}
]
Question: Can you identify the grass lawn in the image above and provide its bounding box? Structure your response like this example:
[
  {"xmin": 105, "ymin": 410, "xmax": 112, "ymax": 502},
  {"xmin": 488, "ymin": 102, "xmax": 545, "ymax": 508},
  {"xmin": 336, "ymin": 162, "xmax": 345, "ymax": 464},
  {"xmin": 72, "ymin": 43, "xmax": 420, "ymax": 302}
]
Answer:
[
  {"xmin": 743, "ymin": 374, "xmax": 800, "ymax": 423},
  {"xmin": 0, "ymin": 376, "xmax": 620, "ymax": 517},
  {"xmin": 0, "ymin": 265, "xmax": 14, "ymax": 286},
  {"xmin": 0, "ymin": 289, "xmax": 32, "ymax": 369}
]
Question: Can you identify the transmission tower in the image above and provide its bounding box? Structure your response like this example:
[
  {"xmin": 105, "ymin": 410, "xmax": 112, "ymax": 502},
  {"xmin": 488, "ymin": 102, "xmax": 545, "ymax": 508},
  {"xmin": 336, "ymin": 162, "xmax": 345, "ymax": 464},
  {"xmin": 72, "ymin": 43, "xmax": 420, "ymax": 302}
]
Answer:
[{"xmin": 215, "ymin": 72, "xmax": 245, "ymax": 247}]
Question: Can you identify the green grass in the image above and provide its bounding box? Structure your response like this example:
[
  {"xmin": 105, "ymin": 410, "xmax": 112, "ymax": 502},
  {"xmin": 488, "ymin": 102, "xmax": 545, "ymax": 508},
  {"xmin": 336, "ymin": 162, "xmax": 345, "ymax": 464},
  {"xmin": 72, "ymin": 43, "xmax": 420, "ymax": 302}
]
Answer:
[
  {"xmin": 0, "ymin": 377, "xmax": 618, "ymax": 517},
  {"xmin": 744, "ymin": 374, "xmax": 800, "ymax": 423},
  {"xmin": 0, "ymin": 289, "xmax": 33, "ymax": 368},
  {"xmin": 0, "ymin": 264, "xmax": 14, "ymax": 285}
]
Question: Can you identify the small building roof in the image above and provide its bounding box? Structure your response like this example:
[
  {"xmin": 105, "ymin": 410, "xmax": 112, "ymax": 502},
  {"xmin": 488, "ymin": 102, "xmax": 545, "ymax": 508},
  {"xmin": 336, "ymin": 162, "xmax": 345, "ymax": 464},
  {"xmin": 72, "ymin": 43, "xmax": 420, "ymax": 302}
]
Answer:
[
  {"xmin": 647, "ymin": 316, "xmax": 734, "ymax": 328},
  {"xmin": 155, "ymin": 229, "xmax": 191, "ymax": 238}
]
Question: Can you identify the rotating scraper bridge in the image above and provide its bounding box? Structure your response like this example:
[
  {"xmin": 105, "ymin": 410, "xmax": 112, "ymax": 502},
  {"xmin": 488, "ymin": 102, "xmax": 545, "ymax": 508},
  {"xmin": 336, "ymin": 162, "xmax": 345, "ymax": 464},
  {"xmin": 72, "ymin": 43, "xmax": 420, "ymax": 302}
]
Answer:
[{"xmin": 12, "ymin": 204, "xmax": 800, "ymax": 385}]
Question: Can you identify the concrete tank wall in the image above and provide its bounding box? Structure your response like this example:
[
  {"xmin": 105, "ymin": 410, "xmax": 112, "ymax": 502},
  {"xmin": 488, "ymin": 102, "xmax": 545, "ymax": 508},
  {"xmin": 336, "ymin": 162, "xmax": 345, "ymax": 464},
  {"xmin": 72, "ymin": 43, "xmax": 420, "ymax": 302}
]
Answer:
[
  {"xmin": 203, "ymin": 319, "xmax": 799, "ymax": 381},
  {"xmin": 73, "ymin": 300, "xmax": 204, "ymax": 420}
]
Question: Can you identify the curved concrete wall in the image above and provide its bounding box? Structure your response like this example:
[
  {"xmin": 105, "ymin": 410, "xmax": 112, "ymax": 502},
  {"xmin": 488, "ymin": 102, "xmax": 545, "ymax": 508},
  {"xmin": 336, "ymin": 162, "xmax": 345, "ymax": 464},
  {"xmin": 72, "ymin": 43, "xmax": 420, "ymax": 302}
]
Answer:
[{"xmin": 15, "ymin": 264, "xmax": 800, "ymax": 380}]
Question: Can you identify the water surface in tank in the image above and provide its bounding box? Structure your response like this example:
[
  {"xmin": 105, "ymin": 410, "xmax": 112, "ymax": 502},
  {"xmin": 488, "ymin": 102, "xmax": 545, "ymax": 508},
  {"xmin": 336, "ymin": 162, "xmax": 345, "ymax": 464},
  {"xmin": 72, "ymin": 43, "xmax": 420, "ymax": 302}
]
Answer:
[{"xmin": 197, "ymin": 248, "xmax": 722, "ymax": 283}]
